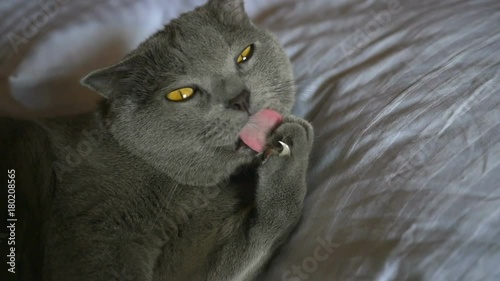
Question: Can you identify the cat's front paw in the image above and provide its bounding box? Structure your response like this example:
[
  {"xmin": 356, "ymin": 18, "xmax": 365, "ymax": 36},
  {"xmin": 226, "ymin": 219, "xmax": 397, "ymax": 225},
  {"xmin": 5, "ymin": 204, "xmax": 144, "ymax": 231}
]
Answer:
[{"xmin": 261, "ymin": 116, "xmax": 313, "ymax": 169}]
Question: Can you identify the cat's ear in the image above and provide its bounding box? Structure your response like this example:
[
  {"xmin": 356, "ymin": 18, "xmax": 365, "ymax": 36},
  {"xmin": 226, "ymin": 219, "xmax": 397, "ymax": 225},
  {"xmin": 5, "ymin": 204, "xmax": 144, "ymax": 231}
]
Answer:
[
  {"xmin": 207, "ymin": 0, "xmax": 249, "ymax": 24},
  {"xmin": 80, "ymin": 57, "xmax": 135, "ymax": 99}
]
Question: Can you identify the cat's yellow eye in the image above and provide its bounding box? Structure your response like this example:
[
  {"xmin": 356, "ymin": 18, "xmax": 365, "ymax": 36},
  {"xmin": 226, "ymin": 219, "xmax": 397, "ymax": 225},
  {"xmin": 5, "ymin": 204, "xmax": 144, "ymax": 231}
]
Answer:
[
  {"xmin": 237, "ymin": 44, "xmax": 255, "ymax": 64},
  {"xmin": 166, "ymin": 87, "xmax": 195, "ymax": 102}
]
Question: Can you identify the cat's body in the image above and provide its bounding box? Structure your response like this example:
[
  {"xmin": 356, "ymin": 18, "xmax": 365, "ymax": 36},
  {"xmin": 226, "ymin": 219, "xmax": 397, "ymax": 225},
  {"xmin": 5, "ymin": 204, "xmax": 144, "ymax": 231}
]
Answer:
[{"xmin": 0, "ymin": 1, "xmax": 313, "ymax": 280}]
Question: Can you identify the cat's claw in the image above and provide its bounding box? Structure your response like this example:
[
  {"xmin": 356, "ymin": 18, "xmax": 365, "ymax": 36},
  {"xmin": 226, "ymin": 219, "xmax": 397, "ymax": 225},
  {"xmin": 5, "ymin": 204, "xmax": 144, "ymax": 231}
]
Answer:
[
  {"xmin": 278, "ymin": 141, "xmax": 291, "ymax": 157},
  {"xmin": 261, "ymin": 140, "xmax": 290, "ymax": 164}
]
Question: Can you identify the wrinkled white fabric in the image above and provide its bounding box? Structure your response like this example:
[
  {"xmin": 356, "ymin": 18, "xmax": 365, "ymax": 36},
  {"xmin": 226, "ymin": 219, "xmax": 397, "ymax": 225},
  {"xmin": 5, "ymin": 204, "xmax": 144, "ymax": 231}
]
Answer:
[{"xmin": 1, "ymin": 0, "xmax": 499, "ymax": 280}]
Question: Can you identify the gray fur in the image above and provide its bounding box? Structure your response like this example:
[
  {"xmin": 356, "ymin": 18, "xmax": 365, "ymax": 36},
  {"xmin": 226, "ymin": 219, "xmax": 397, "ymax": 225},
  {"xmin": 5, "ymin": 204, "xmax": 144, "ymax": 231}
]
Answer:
[{"xmin": 0, "ymin": 0, "xmax": 313, "ymax": 280}]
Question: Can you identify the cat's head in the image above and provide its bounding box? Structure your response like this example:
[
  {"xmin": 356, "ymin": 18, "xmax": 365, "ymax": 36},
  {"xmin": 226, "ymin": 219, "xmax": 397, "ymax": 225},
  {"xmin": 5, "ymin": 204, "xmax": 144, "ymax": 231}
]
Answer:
[{"xmin": 81, "ymin": 0, "xmax": 295, "ymax": 186}]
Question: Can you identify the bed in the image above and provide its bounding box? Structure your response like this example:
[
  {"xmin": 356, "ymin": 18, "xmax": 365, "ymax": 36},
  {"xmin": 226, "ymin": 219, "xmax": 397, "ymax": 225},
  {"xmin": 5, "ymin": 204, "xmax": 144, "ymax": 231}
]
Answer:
[{"xmin": 1, "ymin": 0, "xmax": 499, "ymax": 280}]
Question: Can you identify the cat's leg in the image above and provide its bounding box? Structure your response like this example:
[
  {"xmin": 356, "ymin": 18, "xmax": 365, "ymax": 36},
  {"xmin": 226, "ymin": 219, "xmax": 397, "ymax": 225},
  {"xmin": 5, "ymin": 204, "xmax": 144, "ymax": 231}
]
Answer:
[{"xmin": 206, "ymin": 116, "xmax": 313, "ymax": 281}]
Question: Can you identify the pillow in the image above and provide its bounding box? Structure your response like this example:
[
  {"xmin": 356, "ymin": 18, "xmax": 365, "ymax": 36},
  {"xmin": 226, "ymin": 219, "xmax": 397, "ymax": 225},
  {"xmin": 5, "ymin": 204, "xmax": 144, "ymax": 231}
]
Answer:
[{"xmin": 258, "ymin": 0, "xmax": 500, "ymax": 280}]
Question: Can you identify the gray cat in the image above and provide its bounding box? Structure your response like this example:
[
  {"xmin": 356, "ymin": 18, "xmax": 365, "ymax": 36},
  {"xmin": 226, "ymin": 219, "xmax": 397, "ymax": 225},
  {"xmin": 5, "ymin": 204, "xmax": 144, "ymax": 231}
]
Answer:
[{"xmin": 0, "ymin": 0, "xmax": 313, "ymax": 280}]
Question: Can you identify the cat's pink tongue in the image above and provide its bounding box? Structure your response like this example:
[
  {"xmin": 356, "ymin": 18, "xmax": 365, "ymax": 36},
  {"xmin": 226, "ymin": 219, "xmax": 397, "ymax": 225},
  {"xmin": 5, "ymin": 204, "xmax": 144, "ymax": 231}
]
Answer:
[{"xmin": 239, "ymin": 109, "xmax": 283, "ymax": 153}]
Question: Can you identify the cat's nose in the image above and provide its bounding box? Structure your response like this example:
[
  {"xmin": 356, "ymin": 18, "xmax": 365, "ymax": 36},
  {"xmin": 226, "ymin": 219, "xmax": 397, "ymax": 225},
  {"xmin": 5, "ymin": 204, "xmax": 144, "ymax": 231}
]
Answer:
[{"xmin": 227, "ymin": 89, "xmax": 250, "ymax": 112}]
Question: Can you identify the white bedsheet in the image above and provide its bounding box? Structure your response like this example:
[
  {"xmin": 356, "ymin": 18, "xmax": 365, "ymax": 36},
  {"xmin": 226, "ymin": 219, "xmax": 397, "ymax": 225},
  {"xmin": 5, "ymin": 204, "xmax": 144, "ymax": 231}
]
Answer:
[{"xmin": 1, "ymin": 0, "xmax": 499, "ymax": 280}]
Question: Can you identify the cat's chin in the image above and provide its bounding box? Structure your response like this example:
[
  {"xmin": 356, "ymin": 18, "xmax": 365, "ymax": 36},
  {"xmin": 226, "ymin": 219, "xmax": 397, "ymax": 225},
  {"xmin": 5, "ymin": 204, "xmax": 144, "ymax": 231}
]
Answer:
[
  {"xmin": 235, "ymin": 138, "xmax": 257, "ymax": 156},
  {"xmin": 236, "ymin": 145, "xmax": 256, "ymax": 158}
]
